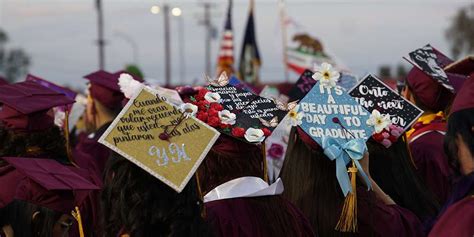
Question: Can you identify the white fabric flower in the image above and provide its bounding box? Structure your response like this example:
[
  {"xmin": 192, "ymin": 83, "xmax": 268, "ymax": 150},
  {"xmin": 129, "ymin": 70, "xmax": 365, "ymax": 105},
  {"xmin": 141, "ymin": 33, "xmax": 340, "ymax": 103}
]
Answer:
[
  {"xmin": 218, "ymin": 110, "xmax": 236, "ymax": 125},
  {"xmin": 312, "ymin": 62, "xmax": 340, "ymax": 88},
  {"xmin": 287, "ymin": 105, "xmax": 305, "ymax": 127},
  {"xmin": 53, "ymin": 107, "xmax": 66, "ymax": 128},
  {"xmin": 118, "ymin": 73, "xmax": 142, "ymax": 99},
  {"xmin": 366, "ymin": 109, "xmax": 392, "ymax": 133},
  {"xmin": 244, "ymin": 128, "xmax": 265, "ymax": 143},
  {"xmin": 179, "ymin": 103, "xmax": 198, "ymax": 118},
  {"xmin": 204, "ymin": 92, "xmax": 222, "ymax": 103}
]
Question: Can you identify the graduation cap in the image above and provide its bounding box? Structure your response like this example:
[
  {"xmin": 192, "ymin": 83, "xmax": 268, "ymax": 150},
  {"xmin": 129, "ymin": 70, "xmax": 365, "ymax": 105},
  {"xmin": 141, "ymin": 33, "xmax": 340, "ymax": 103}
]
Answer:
[
  {"xmin": 349, "ymin": 74, "xmax": 424, "ymax": 148},
  {"xmin": 450, "ymin": 73, "xmax": 474, "ymax": 115},
  {"xmin": 98, "ymin": 86, "xmax": 220, "ymax": 192},
  {"xmin": 296, "ymin": 63, "xmax": 373, "ymax": 232},
  {"xmin": 2, "ymin": 157, "xmax": 99, "ymax": 213},
  {"xmin": 404, "ymin": 44, "xmax": 463, "ymax": 111},
  {"xmin": 26, "ymin": 74, "xmax": 77, "ymax": 100},
  {"xmin": 83, "ymin": 70, "xmax": 124, "ymax": 110},
  {"xmin": 186, "ymin": 72, "xmax": 292, "ymax": 144},
  {"xmin": 0, "ymin": 81, "xmax": 75, "ymax": 131}
]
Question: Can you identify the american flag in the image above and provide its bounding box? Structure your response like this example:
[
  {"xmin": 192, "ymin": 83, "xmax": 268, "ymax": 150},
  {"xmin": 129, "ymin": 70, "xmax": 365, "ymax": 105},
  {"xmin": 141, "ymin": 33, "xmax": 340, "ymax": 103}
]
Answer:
[{"xmin": 216, "ymin": 0, "xmax": 234, "ymax": 76}]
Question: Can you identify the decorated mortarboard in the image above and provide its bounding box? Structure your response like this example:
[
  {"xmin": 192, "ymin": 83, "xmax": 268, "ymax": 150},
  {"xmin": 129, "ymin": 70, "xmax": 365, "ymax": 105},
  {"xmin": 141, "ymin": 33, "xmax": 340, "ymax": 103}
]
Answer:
[
  {"xmin": 98, "ymin": 83, "xmax": 220, "ymax": 192},
  {"xmin": 349, "ymin": 74, "xmax": 424, "ymax": 148},
  {"xmin": 228, "ymin": 75, "xmax": 256, "ymax": 93},
  {"xmin": 26, "ymin": 74, "xmax": 77, "ymax": 100},
  {"xmin": 294, "ymin": 63, "xmax": 373, "ymax": 232},
  {"xmin": 0, "ymin": 81, "xmax": 75, "ymax": 131},
  {"xmin": 190, "ymin": 72, "xmax": 293, "ymax": 144},
  {"xmin": 288, "ymin": 66, "xmax": 358, "ymax": 102},
  {"xmin": 2, "ymin": 157, "xmax": 99, "ymax": 213},
  {"xmin": 83, "ymin": 70, "xmax": 125, "ymax": 109},
  {"xmin": 405, "ymin": 44, "xmax": 459, "ymax": 93}
]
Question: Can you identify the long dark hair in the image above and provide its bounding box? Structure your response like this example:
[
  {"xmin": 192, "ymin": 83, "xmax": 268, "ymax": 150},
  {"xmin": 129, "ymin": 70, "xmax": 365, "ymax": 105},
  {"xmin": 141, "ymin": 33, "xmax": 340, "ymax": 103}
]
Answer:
[
  {"xmin": 101, "ymin": 153, "xmax": 211, "ymax": 237},
  {"xmin": 445, "ymin": 108, "xmax": 474, "ymax": 176},
  {"xmin": 280, "ymin": 128, "xmax": 356, "ymax": 237},
  {"xmin": 367, "ymin": 137, "xmax": 440, "ymax": 221},
  {"xmin": 0, "ymin": 200, "xmax": 61, "ymax": 237},
  {"xmin": 0, "ymin": 126, "xmax": 68, "ymax": 163}
]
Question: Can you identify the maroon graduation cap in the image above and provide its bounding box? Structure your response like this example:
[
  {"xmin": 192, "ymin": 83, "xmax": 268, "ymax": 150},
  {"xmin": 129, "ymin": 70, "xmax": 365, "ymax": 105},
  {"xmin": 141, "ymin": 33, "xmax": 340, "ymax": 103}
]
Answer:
[
  {"xmin": 0, "ymin": 81, "xmax": 75, "ymax": 131},
  {"xmin": 450, "ymin": 73, "xmax": 474, "ymax": 115},
  {"xmin": 2, "ymin": 157, "xmax": 99, "ymax": 213},
  {"xmin": 84, "ymin": 70, "xmax": 124, "ymax": 110},
  {"xmin": 445, "ymin": 56, "xmax": 474, "ymax": 76}
]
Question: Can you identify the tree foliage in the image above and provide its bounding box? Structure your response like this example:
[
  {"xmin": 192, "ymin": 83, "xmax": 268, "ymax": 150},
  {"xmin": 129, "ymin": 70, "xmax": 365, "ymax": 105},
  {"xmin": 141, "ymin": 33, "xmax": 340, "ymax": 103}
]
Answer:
[
  {"xmin": 0, "ymin": 29, "xmax": 30, "ymax": 82},
  {"xmin": 445, "ymin": 4, "xmax": 474, "ymax": 58}
]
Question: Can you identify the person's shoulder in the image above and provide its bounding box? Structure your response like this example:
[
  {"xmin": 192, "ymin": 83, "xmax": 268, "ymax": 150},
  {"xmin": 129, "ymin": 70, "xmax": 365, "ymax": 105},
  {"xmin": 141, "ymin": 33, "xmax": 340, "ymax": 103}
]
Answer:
[{"xmin": 429, "ymin": 196, "xmax": 474, "ymax": 237}]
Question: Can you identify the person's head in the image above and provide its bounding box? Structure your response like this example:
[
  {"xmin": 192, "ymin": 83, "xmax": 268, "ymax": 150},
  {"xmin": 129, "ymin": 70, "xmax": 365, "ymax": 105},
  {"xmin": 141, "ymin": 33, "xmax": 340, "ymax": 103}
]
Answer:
[
  {"xmin": 280, "ymin": 128, "xmax": 355, "ymax": 237},
  {"xmin": 403, "ymin": 67, "xmax": 454, "ymax": 113},
  {"xmin": 101, "ymin": 153, "xmax": 209, "ymax": 237},
  {"xmin": 197, "ymin": 135, "xmax": 263, "ymax": 194},
  {"xmin": 0, "ymin": 200, "xmax": 73, "ymax": 237},
  {"xmin": 83, "ymin": 70, "xmax": 125, "ymax": 130},
  {"xmin": 445, "ymin": 75, "xmax": 474, "ymax": 176},
  {"xmin": 367, "ymin": 137, "xmax": 440, "ymax": 219}
]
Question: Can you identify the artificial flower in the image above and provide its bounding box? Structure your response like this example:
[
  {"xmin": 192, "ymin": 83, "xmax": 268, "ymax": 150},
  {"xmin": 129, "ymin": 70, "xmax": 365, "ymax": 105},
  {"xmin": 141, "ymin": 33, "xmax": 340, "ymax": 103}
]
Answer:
[
  {"xmin": 381, "ymin": 139, "xmax": 392, "ymax": 148},
  {"xmin": 287, "ymin": 105, "xmax": 305, "ymax": 127},
  {"xmin": 195, "ymin": 88, "xmax": 209, "ymax": 101},
  {"xmin": 312, "ymin": 62, "xmax": 340, "ymax": 88},
  {"xmin": 366, "ymin": 109, "xmax": 392, "ymax": 133},
  {"xmin": 118, "ymin": 73, "xmax": 142, "ymax": 99},
  {"xmin": 218, "ymin": 110, "xmax": 236, "ymax": 125},
  {"xmin": 179, "ymin": 103, "xmax": 198, "ymax": 118},
  {"xmin": 268, "ymin": 143, "xmax": 284, "ymax": 159},
  {"xmin": 196, "ymin": 112, "xmax": 208, "ymax": 122},
  {"xmin": 262, "ymin": 128, "xmax": 272, "ymax": 137},
  {"xmin": 207, "ymin": 116, "xmax": 220, "ymax": 127},
  {"xmin": 204, "ymin": 92, "xmax": 221, "ymax": 103},
  {"xmin": 244, "ymin": 128, "xmax": 265, "ymax": 143},
  {"xmin": 208, "ymin": 108, "xmax": 219, "ymax": 117},
  {"xmin": 210, "ymin": 102, "xmax": 224, "ymax": 111},
  {"xmin": 232, "ymin": 127, "xmax": 245, "ymax": 137}
]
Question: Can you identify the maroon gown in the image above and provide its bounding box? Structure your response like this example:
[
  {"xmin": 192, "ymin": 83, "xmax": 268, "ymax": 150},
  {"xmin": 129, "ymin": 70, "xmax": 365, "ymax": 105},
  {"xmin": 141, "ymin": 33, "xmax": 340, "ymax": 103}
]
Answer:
[
  {"xmin": 205, "ymin": 196, "xmax": 315, "ymax": 237},
  {"xmin": 357, "ymin": 187, "xmax": 424, "ymax": 237},
  {"xmin": 410, "ymin": 131, "xmax": 452, "ymax": 203},
  {"xmin": 428, "ymin": 195, "xmax": 474, "ymax": 237}
]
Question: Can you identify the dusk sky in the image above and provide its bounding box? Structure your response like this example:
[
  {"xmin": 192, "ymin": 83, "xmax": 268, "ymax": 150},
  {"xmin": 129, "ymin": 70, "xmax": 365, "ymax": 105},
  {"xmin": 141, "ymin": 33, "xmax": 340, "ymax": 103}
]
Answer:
[{"xmin": 1, "ymin": 0, "xmax": 470, "ymax": 89}]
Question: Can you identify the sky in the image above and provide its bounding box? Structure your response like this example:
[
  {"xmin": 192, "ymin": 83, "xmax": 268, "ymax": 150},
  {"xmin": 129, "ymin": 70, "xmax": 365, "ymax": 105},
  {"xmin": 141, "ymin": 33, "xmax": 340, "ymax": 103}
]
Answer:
[{"xmin": 0, "ymin": 0, "xmax": 471, "ymax": 89}]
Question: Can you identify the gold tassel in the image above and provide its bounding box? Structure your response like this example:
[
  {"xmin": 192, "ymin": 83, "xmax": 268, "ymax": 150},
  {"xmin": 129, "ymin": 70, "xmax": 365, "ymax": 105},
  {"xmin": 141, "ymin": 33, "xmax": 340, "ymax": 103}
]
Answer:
[
  {"xmin": 71, "ymin": 206, "xmax": 84, "ymax": 237},
  {"xmin": 195, "ymin": 172, "xmax": 206, "ymax": 218},
  {"xmin": 335, "ymin": 161, "xmax": 358, "ymax": 232},
  {"xmin": 262, "ymin": 142, "xmax": 269, "ymax": 183}
]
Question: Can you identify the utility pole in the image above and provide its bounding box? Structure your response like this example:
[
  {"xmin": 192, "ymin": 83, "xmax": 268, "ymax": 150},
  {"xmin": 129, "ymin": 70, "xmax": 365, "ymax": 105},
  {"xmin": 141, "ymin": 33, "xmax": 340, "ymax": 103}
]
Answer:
[
  {"xmin": 96, "ymin": 0, "xmax": 105, "ymax": 70},
  {"xmin": 163, "ymin": 4, "xmax": 171, "ymax": 87},
  {"xmin": 197, "ymin": 2, "xmax": 216, "ymax": 76}
]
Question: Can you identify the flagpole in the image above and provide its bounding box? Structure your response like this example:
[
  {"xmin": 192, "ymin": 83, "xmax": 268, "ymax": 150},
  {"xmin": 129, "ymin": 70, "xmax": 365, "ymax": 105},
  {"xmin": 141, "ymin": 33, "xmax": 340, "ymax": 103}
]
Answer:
[{"xmin": 279, "ymin": 0, "xmax": 289, "ymax": 82}]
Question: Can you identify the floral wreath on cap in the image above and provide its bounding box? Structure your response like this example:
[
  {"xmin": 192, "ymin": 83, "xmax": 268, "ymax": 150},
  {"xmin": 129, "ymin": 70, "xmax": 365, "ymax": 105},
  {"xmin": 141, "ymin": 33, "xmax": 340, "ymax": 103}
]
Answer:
[{"xmin": 366, "ymin": 109, "xmax": 403, "ymax": 148}]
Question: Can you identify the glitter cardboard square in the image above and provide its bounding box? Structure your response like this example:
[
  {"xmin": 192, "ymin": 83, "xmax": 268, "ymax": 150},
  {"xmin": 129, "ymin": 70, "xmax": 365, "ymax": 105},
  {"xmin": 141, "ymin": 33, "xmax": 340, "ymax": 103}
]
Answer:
[
  {"xmin": 98, "ymin": 86, "xmax": 220, "ymax": 192},
  {"xmin": 349, "ymin": 74, "xmax": 424, "ymax": 131},
  {"xmin": 299, "ymin": 83, "xmax": 373, "ymax": 146}
]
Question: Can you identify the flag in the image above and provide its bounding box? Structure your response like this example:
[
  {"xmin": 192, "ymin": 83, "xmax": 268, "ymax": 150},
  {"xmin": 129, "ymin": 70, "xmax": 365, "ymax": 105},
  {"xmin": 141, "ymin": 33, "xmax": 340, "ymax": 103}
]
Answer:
[
  {"xmin": 238, "ymin": 0, "xmax": 261, "ymax": 85},
  {"xmin": 216, "ymin": 0, "xmax": 234, "ymax": 76}
]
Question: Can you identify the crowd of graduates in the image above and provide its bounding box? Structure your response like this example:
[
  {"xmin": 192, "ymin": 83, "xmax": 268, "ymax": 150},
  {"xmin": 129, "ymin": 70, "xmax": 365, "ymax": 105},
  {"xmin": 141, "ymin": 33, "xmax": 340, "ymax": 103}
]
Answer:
[{"xmin": 0, "ymin": 48, "xmax": 473, "ymax": 237}]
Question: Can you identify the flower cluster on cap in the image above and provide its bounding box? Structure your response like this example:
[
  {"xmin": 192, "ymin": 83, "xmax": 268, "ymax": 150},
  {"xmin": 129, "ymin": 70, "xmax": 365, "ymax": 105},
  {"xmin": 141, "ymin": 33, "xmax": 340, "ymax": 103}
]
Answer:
[{"xmin": 184, "ymin": 87, "xmax": 271, "ymax": 143}]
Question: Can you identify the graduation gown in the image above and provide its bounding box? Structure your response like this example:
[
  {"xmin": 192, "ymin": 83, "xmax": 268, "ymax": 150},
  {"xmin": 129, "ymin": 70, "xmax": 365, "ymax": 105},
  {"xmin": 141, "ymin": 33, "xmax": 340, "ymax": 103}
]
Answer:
[
  {"xmin": 409, "ymin": 131, "xmax": 452, "ymax": 203},
  {"xmin": 357, "ymin": 187, "xmax": 424, "ymax": 237},
  {"xmin": 204, "ymin": 177, "xmax": 315, "ymax": 237},
  {"xmin": 428, "ymin": 196, "xmax": 474, "ymax": 237}
]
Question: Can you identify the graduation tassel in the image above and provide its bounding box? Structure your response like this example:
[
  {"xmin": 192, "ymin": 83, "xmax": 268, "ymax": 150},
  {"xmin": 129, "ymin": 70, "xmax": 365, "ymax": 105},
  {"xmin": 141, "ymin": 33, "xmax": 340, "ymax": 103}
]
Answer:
[
  {"xmin": 195, "ymin": 172, "xmax": 206, "ymax": 218},
  {"xmin": 335, "ymin": 161, "xmax": 358, "ymax": 232},
  {"xmin": 71, "ymin": 206, "xmax": 84, "ymax": 237},
  {"xmin": 261, "ymin": 142, "xmax": 269, "ymax": 183},
  {"xmin": 63, "ymin": 110, "xmax": 78, "ymax": 167}
]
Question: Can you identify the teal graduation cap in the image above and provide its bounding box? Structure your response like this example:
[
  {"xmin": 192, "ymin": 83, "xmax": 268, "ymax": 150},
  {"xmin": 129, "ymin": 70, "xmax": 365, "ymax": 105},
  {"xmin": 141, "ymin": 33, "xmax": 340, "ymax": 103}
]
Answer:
[{"xmin": 298, "ymin": 83, "xmax": 373, "ymax": 146}]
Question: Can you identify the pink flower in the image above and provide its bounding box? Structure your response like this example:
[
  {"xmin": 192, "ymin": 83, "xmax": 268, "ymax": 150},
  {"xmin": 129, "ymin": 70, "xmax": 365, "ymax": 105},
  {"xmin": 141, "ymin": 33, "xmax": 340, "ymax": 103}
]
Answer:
[
  {"xmin": 268, "ymin": 143, "xmax": 284, "ymax": 160},
  {"xmin": 382, "ymin": 132, "xmax": 390, "ymax": 139},
  {"xmin": 381, "ymin": 139, "xmax": 392, "ymax": 148}
]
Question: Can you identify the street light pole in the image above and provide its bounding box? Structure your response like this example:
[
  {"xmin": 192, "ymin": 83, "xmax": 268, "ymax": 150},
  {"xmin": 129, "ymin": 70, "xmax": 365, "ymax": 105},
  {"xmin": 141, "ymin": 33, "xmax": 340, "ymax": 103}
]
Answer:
[
  {"xmin": 96, "ymin": 0, "xmax": 105, "ymax": 70},
  {"xmin": 163, "ymin": 4, "xmax": 171, "ymax": 87},
  {"xmin": 203, "ymin": 3, "xmax": 211, "ymax": 76},
  {"xmin": 172, "ymin": 8, "xmax": 185, "ymax": 85}
]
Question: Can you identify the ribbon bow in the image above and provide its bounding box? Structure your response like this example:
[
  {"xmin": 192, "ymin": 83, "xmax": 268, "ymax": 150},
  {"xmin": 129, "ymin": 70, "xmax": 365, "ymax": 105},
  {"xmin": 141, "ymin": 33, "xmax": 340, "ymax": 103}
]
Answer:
[{"xmin": 322, "ymin": 137, "xmax": 372, "ymax": 196}]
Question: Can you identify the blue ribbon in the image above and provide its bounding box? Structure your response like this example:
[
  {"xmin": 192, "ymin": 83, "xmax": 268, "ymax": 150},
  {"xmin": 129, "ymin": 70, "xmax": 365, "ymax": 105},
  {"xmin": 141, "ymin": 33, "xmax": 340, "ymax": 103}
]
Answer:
[{"xmin": 322, "ymin": 137, "xmax": 372, "ymax": 196}]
